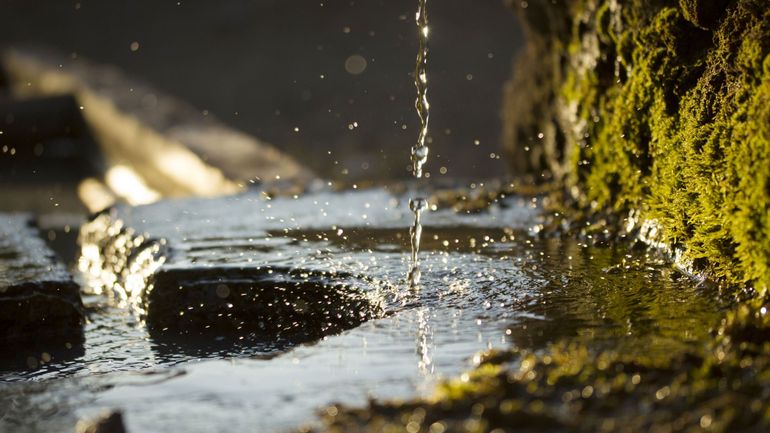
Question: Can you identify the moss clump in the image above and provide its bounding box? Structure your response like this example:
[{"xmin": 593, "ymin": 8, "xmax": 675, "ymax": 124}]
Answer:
[
  {"xmin": 678, "ymin": 0, "xmax": 731, "ymax": 30},
  {"xmin": 504, "ymin": 0, "xmax": 770, "ymax": 294}
]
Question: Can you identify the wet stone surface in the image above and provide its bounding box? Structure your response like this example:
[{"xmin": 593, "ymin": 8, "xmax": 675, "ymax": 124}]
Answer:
[
  {"xmin": 0, "ymin": 189, "xmax": 727, "ymax": 433},
  {"xmin": 0, "ymin": 213, "xmax": 84, "ymax": 344},
  {"xmin": 77, "ymin": 191, "xmax": 398, "ymax": 342}
]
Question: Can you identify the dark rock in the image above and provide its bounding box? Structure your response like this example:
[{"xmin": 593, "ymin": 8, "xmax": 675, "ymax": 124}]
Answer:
[
  {"xmin": 0, "ymin": 95, "xmax": 88, "ymax": 154},
  {"xmin": 0, "ymin": 95, "xmax": 104, "ymax": 187},
  {"xmin": 147, "ymin": 266, "xmax": 377, "ymax": 337},
  {"xmin": 502, "ymin": 0, "xmax": 571, "ymax": 179},
  {"xmin": 0, "ymin": 213, "xmax": 84, "ymax": 342},
  {"xmin": 2, "ymin": 47, "xmax": 315, "ymax": 199}
]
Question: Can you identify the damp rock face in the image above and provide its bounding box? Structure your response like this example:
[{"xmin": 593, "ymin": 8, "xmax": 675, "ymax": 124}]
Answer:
[
  {"xmin": 504, "ymin": 0, "xmax": 770, "ymax": 292},
  {"xmin": 0, "ymin": 214, "xmax": 84, "ymax": 341},
  {"xmin": 78, "ymin": 191, "xmax": 391, "ymax": 339}
]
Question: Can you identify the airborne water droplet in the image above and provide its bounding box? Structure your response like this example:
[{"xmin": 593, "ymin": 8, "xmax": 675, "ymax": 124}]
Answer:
[{"xmin": 409, "ymin": 197, "xmax": 428, "ymax": 212}]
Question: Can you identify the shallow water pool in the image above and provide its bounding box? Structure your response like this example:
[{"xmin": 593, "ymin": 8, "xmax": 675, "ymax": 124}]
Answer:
[{"xmin": 0, "ymin": 189, "xmax": 724, "ymax": 433}]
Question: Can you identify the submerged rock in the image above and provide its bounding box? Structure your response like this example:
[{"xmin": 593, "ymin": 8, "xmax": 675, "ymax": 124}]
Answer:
[
  {"xmin": 0, "ymin": 213, "xmax": 84, "ymax": 342},
  {"xmin": 147, "ymin": 266, "xmax": 377, "ymax": 337}
]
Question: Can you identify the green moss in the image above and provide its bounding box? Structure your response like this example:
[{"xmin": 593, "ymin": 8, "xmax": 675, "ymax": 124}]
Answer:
[
  {"xmin": 678, "ymin": 0, "xmax": 730, "ymax": 30},
  {"xmin": 524, "ymin": 0, "xmax": 770, "ymax": 294}
]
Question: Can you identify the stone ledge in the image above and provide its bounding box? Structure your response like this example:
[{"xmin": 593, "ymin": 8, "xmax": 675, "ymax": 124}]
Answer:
[{"xmin": 2, "ymin": 47, "xmax": 315, "ymax": 199}]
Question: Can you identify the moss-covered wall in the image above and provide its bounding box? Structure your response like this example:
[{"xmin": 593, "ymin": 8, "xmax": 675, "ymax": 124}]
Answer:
[{"xmin": 503, "ymin": 0, "xmax": 770, "ymax": 294}]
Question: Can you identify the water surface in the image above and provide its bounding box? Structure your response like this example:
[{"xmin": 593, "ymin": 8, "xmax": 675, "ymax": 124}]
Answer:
[{"xmin": 0, "ymin": 189, "xmax": 724, "ymax": 433}]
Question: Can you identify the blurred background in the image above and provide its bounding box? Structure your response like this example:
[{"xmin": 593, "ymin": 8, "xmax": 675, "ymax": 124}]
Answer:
[{"xmin": 0, "ymin": 0, "xmax": 522, "ymax": 181}]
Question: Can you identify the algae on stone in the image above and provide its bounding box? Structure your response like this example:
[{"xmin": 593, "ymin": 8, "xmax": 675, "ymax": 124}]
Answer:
[{"xmin": 504, "ymin": 0, "xmax": 770, "ymax": 295}]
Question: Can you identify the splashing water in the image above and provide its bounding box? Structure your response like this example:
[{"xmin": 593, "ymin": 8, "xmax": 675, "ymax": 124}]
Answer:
[{"xmin": 407, "ymin": 0, "xmax": 430, "ymax": 288}]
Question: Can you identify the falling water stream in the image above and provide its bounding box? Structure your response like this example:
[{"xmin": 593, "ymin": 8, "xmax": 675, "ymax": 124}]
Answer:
[{"xmin": 407, "ymin": 0, "xmax": 430, "ymax": 288}]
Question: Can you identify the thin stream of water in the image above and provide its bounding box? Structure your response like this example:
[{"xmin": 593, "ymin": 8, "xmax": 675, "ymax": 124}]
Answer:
[{"xmin": 408, "ymin": 0, "xmax": 430, "ymax": 288}]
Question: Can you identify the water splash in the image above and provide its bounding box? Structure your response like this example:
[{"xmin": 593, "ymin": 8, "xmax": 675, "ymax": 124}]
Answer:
[
  {"xmin": 407, "ymin": 0, "xmax": 430, "ymax": 288},
  {"xmin": 407, "ymin": 197, "xmax": 428, "ymax": 286}
]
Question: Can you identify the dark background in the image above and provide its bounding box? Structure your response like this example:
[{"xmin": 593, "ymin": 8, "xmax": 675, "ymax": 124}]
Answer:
[{"xmin": 0, "ymin": 0, "xmax": 522, "ymax": 181}]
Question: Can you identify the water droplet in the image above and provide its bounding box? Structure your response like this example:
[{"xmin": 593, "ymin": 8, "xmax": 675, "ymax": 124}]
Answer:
[
  {"xmin": 409, "ymin": 197, "xmax": 428, "ymax": 212},
  {"xmin": 344, "ymin": 55, "xmax": 367, "ymax": 75}
]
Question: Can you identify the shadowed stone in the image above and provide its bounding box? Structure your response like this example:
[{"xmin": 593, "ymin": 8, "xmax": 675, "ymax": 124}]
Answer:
[
  {"xmin": 0, "ymin": 214, "xmax": 84, "ymax": 342},
  {"xmin": 147, "ymin": 267, "xmax": 377, "ymax": 336}
]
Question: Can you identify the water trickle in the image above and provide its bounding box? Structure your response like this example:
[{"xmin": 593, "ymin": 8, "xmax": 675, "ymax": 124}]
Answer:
[
  {"xmin": 407, "ymin": 197, "xmax": 428, "ymax": 286},
  {"xmin": 407, "ymin": 0, "xmax": 430, "ymax": 288},
  {"xmin": 411, "ymin": 0, "xmax": 430, "ymax": 179}
]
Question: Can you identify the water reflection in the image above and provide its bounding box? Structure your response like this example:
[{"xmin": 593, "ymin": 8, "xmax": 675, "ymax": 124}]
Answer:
[
  {"xmin": 0, "ymin": 334, "xmax": 85, "ymax": 378},
  {"xmin": 148, "ymin": 330, "xmax": 292, "ymax": 361},
  {"xmin": 506, "ymin": 237, "xmax": 726, "ymax": 354},
  {"xmin": 415, "ymin": 307, "xmax": 434, "ymax": 376}
]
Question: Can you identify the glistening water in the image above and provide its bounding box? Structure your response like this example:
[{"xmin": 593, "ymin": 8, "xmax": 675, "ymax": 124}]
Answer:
[{"xmin": 0, "ymin": 189, "xmax": 724, "ymax": 433}]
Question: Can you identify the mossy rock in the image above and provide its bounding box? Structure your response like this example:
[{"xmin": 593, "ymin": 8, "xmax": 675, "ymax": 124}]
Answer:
[
  {"xmin": 503, "ymin": 0, "xmax": 770, "ymax": 295},
  {"xmin": 308, "ymin": 299, "xmax": 770, "ymax": 433}
]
